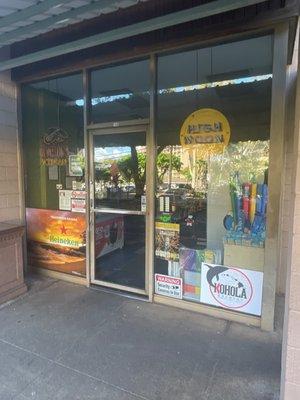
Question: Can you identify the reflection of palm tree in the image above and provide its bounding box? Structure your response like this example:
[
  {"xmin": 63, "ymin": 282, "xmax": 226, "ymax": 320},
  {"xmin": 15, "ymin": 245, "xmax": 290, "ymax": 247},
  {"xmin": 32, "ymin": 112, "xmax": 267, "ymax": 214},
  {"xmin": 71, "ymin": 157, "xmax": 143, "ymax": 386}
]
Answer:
[
  {"xmin": 130, "ymin": 146, "xmax": 145, "ymax": 197},
  {"xmin": 209, "ymin": 141, "xmax": 270, "ymax": 192},
  {"xmin": 109, "ymin": 223, "xmax": 118, "ymax": 244},
  {"xmin": 110, "ymin": 161, "xmax": 120, "ymax": 187},
  {"xmin": 187, "ymin": 151, "xmax": 208, "ymax": 193},
  {"xmin": 117, "ymin": 146, "xmax": 146, "ymax": 197}
]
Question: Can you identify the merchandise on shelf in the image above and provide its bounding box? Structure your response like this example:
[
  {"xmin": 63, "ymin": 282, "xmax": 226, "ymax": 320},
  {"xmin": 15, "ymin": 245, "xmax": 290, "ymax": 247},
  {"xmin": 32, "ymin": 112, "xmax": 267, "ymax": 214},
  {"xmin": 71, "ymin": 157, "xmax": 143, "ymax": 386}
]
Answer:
[
  {"xmin": 224, "ymin": 173, "xmax": 268, "ymax": 248},
  {"xmin": 168, "ymin": 261, "xmax": 181, "ymax": 278},
  {"xmin": 179, "ymin": 248, "xmax": 221, "ymax": 301}
]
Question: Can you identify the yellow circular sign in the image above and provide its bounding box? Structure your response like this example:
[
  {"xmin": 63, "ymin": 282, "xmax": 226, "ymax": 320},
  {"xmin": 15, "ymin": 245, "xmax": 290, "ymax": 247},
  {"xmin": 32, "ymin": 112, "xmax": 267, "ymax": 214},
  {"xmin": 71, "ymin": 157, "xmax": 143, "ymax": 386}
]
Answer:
[{"xmin": 180, "ymin": 108, "xmax": 231, "ymax": 158}]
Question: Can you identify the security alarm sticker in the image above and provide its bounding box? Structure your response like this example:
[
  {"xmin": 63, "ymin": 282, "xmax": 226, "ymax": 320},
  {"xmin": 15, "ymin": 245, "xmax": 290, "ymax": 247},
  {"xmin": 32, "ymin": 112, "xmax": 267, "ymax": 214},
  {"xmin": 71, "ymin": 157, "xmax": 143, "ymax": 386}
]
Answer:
[{"xmin": 155, "ymin": 274, "xmax": 183, "ymax": 299}]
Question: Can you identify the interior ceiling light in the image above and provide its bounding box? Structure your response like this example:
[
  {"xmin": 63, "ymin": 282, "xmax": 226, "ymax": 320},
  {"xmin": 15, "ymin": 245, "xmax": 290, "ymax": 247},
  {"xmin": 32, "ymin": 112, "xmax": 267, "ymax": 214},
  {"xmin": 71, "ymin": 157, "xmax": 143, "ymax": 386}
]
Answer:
[{"xmin": 55, "ymin": 18, "xmax": 70, "ymax": 25}]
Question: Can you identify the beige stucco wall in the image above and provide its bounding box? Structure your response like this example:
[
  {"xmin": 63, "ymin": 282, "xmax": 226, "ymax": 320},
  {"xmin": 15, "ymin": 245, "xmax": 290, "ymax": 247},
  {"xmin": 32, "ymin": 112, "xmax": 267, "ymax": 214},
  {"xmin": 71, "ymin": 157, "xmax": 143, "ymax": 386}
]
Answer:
[
  {"xmin": 0, "ymin": 50, "xmax": 21, "ymax": 224},
  {"xmin": 277, "ymin": 38, "xmax": 298, "ymax": 295},
  {"xmin": 281, "ymin": 26, "xmax": 300, "ymax": 400}
]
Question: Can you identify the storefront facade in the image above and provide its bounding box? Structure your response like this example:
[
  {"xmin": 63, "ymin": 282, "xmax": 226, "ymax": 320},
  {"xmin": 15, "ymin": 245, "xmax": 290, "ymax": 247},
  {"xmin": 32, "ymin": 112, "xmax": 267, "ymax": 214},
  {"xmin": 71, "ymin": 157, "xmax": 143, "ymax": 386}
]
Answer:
[
  {"xmin": 18, "ymin": 20, "xmax": 292, "ymax": 332},
  {"xmin": 0, "ymin": 1, "xmax": 298, "ymax": 398}
]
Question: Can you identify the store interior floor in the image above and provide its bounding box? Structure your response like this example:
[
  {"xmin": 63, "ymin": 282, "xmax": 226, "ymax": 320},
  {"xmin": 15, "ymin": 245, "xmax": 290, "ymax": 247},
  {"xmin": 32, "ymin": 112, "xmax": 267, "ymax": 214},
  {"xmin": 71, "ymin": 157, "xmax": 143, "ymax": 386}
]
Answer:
[
  {"xmin": 95, "ymin": 242, "xmax": 145, "ymax": 289},
  {"xmin": 95, "ymin": 214, "xmax": 146, "ymax": 289},
  {"xmin": 0, "ymin": 274, "xmax": 283, "ymax": 400}
]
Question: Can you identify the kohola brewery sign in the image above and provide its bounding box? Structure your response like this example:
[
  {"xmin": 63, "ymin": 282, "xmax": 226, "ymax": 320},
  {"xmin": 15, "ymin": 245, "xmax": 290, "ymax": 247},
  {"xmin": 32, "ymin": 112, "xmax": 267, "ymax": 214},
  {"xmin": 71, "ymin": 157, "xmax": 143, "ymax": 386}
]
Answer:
[
  {"xmin": 180, "ymin": 108, "xmax": 230, "ymax": 157},
  {"xmin": 200, "ymin": 264, "xmax": 263, "ymax": 316}
]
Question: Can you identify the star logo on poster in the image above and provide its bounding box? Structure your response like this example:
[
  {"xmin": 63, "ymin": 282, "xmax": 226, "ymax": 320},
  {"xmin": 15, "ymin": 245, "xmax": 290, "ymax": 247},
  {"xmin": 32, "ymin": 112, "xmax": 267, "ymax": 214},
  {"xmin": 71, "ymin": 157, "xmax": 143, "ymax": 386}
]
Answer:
[{"xmin": 60, "ymin": 225, "xmax": 68, "ymax": 235}]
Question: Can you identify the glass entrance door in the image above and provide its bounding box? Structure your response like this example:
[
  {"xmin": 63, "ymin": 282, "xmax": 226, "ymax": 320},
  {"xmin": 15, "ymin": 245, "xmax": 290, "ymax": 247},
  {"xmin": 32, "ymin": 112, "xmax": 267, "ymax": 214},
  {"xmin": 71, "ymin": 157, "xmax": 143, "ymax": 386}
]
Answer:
[{"xmin": 89, "ymin": 121, "xmax": 149, "ymax": 295}]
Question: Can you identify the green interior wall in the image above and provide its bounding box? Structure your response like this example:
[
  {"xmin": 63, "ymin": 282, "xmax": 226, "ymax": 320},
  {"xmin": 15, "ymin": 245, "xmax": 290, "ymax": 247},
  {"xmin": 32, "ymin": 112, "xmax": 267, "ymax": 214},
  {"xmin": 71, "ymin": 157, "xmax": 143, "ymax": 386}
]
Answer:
[{"xmin": 22, "ymin": 85, "xmax": 84, "ymax": 210}]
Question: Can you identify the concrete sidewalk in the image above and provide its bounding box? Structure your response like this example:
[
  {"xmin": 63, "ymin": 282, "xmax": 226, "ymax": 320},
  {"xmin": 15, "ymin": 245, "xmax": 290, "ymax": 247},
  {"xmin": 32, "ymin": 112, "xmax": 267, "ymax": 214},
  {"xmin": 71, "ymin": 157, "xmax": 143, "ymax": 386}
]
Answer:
[{"xmin": 0, "ymin": 276, "xmax": 282, "ymax": 400}]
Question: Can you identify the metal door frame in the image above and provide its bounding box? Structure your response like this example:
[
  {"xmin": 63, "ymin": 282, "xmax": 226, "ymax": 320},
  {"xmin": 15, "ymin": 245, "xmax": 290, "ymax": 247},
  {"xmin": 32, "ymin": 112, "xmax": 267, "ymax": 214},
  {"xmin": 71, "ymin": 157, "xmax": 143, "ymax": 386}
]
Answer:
[{"xmin": 88, "ymin": 119, "xmax": 150, "ymax": 296}]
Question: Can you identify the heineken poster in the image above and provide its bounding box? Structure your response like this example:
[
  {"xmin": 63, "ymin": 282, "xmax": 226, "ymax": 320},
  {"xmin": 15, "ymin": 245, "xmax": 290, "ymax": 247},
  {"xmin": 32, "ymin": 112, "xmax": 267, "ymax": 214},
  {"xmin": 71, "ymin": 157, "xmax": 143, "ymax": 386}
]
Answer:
[{"xmin": 26, "ymin": 208, "xmax": 86, "ymax": 276}]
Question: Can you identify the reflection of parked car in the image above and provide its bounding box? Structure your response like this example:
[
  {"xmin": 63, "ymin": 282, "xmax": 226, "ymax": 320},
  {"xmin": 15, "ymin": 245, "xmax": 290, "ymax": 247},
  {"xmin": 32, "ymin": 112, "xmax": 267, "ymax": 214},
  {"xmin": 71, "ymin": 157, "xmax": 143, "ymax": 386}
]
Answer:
[
  {"xmin": 177, "ymin": 183, "xmax": 192, "ymax": 190},
  {"xmin": 162, "ymin": 187, "xmax": 192, "ymax": 200},
  {"xmin": 124, "ymin": 185, "xmax": 135, "ymax": 193}
]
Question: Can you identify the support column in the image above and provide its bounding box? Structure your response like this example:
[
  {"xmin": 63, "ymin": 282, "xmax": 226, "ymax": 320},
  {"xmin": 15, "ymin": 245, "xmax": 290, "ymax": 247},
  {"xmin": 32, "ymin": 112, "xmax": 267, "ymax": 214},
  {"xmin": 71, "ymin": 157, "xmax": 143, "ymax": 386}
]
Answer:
[{"xmin": 281, "ymin": 23, "xmax": 300, "ymax": 400}]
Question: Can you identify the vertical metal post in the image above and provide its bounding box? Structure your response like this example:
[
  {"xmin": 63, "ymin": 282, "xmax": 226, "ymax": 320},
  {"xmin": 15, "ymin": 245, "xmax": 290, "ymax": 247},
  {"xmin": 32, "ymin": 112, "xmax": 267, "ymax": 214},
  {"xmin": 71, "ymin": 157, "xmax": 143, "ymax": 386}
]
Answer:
[
  {"xmin": 16, "ymin": 83, "xmax": 28, "ymax": 273},
  {"xmin": 147, "ymin": 54, "xmax": 157, "ymax": 302},
  {"xmin": 83, "ymin": 68, "xmax": 91, "ymax": 286},
  {"xmin": 261, "ymin": 23, "xmax": 289, "ymax": 331},
  {"xmin": 89, "ymin": 131, "xmax": 96, "ymax": 283}
]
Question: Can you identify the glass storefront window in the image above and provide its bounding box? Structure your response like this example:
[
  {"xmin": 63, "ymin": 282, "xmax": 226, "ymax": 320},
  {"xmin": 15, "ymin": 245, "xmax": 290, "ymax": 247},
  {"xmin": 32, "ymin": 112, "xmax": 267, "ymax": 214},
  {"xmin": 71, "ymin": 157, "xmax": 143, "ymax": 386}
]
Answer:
[
  {"xmin": 92, "ymin": 130, "xmax": 147, "ymax": 290},
  {"xmin": 22, "ymin": 73, "xmax": 84, "ymax": 210},
  {"xmin": 90, "ymin": 59, "xmax": 150, "ymax": 123},
  {"xmin": 93, "ymin": 131, "xmax": 146, "ymax": 211},
  {"xmin": 22, "ymin": 73, "xmax": 86, "ymax": 277},
  {"xmin": 154, "ymin": 36, "xmax": 273, "ymax": 316},
  {"xmin": 21, "ymin": 34, "xmax": 276, "ymax": 311}
]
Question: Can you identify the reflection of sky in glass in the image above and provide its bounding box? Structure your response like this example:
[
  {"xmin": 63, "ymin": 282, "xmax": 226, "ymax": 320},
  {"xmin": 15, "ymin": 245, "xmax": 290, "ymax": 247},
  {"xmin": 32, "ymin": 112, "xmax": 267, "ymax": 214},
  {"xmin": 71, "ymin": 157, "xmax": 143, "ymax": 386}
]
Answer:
[
  {"xmin": 74, "ymin": 74, "xmax": 272, "ymax": 107},
  {"xmin": 92, "ymin": 93, "xmax": 131, "ymax": 105},
  {"xmin": 95, "ymin": 146, "xmax": 131, "ymax": 161}
]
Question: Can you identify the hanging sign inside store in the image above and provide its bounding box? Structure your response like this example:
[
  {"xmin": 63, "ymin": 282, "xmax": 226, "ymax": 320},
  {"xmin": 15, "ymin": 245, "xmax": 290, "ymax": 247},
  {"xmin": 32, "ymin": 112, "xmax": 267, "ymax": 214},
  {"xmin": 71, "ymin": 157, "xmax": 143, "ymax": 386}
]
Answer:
[
  {"xmin": 59, "ymin": 190, "xmax": 72, "ymax": 211},
  {"xmin": 48, "ymin": 165, "xmax": 59, "ymax": 181},
  {"xmin": 59, "ymin": 190, "xmax": 86, "ymax": 212},
  {"xmin": 180, "ymin": 108, "xmax": 231, "ymax": 158},
  {"xmin": 69, "ymin": 154, "xmax": 84, "ymax": 177},
  {"xmin": 155, "ymin": 274, "xmax": 183, "ymax": 299},
  {"xmin": 71, "ymin": 198, "xmax": 86, "ymax": 213},
  {"xmin": 40, "ymin": 127, "xmax": 70, "ymax": 166},
  {"xmin": 26, "ymin": 208, "xmax": 86, "ymax": 276},
  {"xmin": 200, "ymin": 263, "xmax": 263, "ymax": 316},
  {"xmin": 159, "ymin": 195, "xmax": 171, "ymax": 213},
  {"xmin": 71, "ymin": 190, "xmax": 86, "ymax": 199},
  {"xmin": 141, "ymin": 195, "xmax": 147, "ymax": 212}
]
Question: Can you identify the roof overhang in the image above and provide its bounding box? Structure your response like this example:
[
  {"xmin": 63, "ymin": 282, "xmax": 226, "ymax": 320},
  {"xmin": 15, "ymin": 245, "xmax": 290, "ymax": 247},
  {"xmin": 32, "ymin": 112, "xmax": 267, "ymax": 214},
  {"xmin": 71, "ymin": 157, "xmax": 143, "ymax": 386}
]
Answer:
[{"xmin": 0, "ymin": 0, "xmax": 291, "ymax": 73}]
